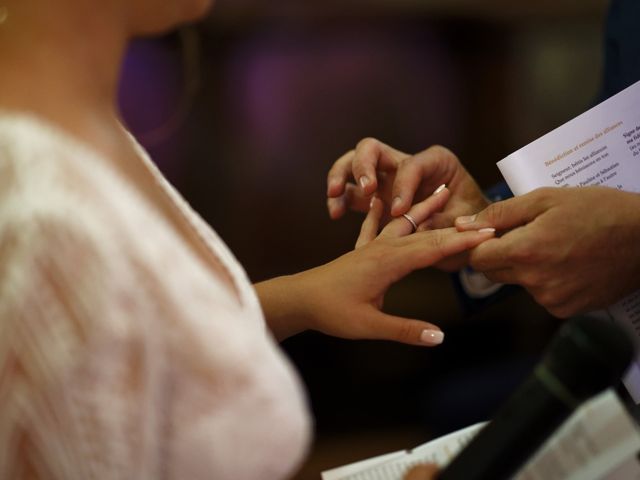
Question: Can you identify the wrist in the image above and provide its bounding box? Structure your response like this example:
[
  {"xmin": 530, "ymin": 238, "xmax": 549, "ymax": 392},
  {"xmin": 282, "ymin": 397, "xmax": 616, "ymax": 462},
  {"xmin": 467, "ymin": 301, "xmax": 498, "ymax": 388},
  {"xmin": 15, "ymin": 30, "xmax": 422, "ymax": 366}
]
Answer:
[{"xmin": 254, "ymin": 272, "xmax": 311, "ymax": 342}]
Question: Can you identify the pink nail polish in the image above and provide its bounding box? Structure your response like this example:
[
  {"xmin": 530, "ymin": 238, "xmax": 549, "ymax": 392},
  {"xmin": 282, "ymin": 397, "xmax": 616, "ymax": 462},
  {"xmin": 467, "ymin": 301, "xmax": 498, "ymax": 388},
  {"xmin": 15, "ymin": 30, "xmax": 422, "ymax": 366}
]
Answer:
[
  {"xmin": 433, "ymin": 184, "xmax": 446, "ymax": 195},
  {"xmin": 421, "ymin": 329, "xmax": 444, "ymax": 345}
]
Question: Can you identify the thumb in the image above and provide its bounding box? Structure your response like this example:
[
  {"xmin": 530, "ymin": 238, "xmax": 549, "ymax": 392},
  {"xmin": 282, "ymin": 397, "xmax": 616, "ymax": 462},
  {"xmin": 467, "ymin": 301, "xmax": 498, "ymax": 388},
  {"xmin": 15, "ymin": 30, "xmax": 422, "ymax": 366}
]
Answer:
[
  {"xmin": 454, "ymin": 191, "xmax": 547, "ymax": 232},
  {"xmin": 361, "ymin": 309, "xmax": 445, "ymax": 347}
]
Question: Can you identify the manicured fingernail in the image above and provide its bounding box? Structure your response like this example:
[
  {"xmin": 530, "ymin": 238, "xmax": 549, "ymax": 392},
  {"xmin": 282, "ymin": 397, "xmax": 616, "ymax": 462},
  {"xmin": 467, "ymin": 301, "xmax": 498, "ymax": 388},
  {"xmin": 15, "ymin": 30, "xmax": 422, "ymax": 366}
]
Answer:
[
  {"xmin": 421, "ymin": 329, "xmax": 444, "ymax": 346},
  {"xmin": 392, "ymin": 196, "xmax": 402, "ymax": 211},
  {"xmin": 359, "ymin": 176, "xmax": 370, "ymax": 189},
  {"xmin": 369, "ymin": 196, "xmax": 376, "ymax": 209},
  {"xmin": 478, "ymin": 227, "xmax": 495, "ymax": 233},
  {"xmin": 433, "ymin": 184, "xmax": 446, "ymax": 195},
  {"xmin": 456, "ymin": 214, "xmax": 477, "ymax": 224}
]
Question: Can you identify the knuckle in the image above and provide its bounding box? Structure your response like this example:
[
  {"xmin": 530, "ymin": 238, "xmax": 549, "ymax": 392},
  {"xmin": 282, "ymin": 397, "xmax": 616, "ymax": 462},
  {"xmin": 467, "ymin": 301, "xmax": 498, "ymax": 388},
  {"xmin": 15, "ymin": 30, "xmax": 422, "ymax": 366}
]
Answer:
[
  {"xmin": 518, "ymin": 270, "xmax": 544, "ymax": 289},
  {"xmin": 531, "ymin": 187, "xmax": 557, "ymax": 207},
  {"xmin": 426, "ymin": 144, "xmax": 455, "ymax": 159},
  {"xmin": 328, "ymin": 151, "xmax": 354, "ymax": 175},
  {"xmin": 342, "ymin": 149, "xmax": 356, "ymax": 165},
  {"xmin": 532, "ymin": 288, "xmax": 556, "ymax": 307},
  {"xmin": 327, "ymin": 167, "xmax": 339, "ymax": 181},
  {"xmin": 483, "ymin": 202, "xmax": 505, "ymax": 226},
  {"xmin": 509, "ymin": 244, "xmax": 537, "ymax": 264},
  {"xmin": 536, "ymin": 186, "xmax": 556, "ymax": 198},
  {"xmin": 356, "ymin": 137, "xmax": 380, "ymax": 152},
  {"xmin": 397, "ymin": 155, "xmax": 415, "ymax": 172}
]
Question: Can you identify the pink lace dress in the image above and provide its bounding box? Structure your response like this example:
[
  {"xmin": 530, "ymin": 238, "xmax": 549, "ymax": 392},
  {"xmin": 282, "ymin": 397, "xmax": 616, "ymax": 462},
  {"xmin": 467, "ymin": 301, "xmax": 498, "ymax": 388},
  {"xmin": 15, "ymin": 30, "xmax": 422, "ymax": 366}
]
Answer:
[{"xmin": 0, "ymin": 113, "xmax": 311, "ymax": 479}]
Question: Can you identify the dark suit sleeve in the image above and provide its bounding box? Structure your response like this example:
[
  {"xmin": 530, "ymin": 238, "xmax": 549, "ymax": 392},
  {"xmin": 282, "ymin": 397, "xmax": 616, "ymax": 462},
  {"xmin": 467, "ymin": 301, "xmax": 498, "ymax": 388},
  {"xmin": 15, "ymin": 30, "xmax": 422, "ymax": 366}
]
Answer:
[{"xmin": 598, "ymin": 0, "xmax": 640, "ymax": 101}]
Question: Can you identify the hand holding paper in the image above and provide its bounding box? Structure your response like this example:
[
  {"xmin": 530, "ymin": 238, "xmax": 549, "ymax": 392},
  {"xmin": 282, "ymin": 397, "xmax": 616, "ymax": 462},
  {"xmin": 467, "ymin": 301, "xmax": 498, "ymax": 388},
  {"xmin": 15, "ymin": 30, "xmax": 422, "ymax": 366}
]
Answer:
[
  {"xmin": 484, "ymin": 78, "xmax": 640, "ymax": 402},
  {"xmin": 455, "ymin": 186, "xmax": 640, "ymax": 317}
]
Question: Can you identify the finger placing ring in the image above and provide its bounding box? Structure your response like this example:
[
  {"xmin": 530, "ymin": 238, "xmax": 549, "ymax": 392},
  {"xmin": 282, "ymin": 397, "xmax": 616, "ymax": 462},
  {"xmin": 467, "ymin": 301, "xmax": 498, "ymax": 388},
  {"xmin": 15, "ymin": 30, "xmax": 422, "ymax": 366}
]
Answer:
[{"xmin": 402, "ymin": 213, "xmax": 418, "ymax": 233}]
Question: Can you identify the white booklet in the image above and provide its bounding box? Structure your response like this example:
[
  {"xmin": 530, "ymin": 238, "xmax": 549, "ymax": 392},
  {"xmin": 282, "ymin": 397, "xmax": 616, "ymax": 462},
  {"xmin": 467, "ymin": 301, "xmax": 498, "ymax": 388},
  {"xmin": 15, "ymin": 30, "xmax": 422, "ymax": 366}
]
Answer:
[
  {"xmin": 321, "ymin": 389, "xmax": 640, "ymax": 480},
  {"xmin": 496, "ymin": 79, "xmax": 640, "ymax": 402}
]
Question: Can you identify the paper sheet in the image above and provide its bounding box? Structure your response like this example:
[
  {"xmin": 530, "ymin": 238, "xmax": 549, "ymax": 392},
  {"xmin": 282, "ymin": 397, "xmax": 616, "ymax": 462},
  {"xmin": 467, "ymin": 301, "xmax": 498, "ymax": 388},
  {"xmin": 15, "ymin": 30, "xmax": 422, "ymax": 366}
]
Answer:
[
  {"xmin": 322, "ymin": 390, "xmax": 640, "ymax": 480},
  {"xmin": 496, "ymin": 79, "xmax": 640, "ymax": 402}
]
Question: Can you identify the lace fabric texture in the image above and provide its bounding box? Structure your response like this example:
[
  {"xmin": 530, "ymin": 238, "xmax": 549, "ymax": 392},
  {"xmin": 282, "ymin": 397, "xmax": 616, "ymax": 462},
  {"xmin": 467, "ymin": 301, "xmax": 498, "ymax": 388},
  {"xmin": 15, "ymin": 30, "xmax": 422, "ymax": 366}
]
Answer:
[{"xmin": 0, "ymin": 114, "xmax": 311, "ymax": 479}]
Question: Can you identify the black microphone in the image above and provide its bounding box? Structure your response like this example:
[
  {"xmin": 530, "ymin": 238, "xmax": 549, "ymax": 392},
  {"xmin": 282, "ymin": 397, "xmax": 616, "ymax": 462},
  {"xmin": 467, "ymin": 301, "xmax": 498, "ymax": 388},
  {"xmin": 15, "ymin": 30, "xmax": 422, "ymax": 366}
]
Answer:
[{"xmin": 438, "ymin": 315, "xmax": 635, "ymax": 480}]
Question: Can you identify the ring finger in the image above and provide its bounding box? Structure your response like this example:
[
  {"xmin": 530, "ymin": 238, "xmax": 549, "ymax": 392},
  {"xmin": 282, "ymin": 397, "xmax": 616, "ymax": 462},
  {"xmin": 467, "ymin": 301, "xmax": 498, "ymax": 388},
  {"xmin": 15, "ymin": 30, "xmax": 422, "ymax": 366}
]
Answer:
[{"xmin": 380, "ymin": 185, "xmax": 450, "ymax": 238}]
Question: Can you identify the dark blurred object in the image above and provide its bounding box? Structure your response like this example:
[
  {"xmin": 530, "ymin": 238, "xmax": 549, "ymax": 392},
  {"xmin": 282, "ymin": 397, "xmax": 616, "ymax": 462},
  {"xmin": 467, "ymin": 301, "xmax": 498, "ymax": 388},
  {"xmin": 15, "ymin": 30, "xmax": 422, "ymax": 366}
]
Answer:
[
  {"xmin": 439, "ymin": 315, "xmax": 634, "ymax": 480},
  {"xmin": 599, "ymin": 0, "xmax": 640, "ymax": 100}
]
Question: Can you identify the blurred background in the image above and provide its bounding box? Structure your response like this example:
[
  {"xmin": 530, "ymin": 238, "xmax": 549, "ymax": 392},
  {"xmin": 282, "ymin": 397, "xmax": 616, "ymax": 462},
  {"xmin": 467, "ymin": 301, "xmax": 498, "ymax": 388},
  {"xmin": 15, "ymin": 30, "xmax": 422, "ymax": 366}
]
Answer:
[{"xmin": 119, "ymin": 0, "xmax": 608, "ymax": 477}]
